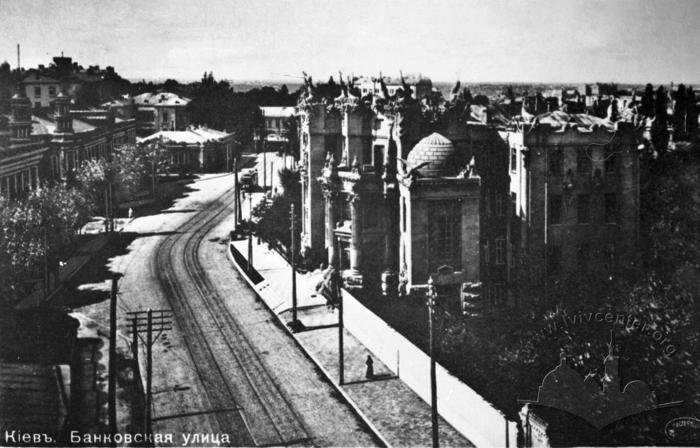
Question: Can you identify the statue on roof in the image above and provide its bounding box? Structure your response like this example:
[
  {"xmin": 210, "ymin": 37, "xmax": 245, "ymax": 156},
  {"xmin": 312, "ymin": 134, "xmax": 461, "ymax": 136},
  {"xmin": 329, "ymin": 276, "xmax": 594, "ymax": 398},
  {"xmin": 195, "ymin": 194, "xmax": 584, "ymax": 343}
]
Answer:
[{"xmin": 450, "ymin": 79, "xmax": 461, "ymax": 101}]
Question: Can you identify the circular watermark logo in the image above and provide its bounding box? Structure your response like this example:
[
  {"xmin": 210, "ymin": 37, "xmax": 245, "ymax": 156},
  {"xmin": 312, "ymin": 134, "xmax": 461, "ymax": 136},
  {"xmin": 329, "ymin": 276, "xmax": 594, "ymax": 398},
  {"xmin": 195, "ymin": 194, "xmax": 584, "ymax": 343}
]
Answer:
[{"xmin": 665, "ymin": 417, "xmax": 700, "ymax": 444}]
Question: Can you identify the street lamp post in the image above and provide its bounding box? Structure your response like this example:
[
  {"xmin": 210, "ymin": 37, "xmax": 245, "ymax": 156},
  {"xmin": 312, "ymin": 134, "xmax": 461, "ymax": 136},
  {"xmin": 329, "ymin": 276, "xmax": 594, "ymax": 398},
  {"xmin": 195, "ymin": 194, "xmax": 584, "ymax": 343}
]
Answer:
[
  {"xmin": 427, "ymin": 277, "xmax": 439, "ymax": 448},
  {"xmin": 233, "ymin": 156, "xmax": 240, "ymax": 231},
  {"xmin": 247, "ymin": 191, "xmax": 253, "ymax": 274},
  {"xmin": 287, "ymin": 204, "xmax": 305, "ymax": 332}
]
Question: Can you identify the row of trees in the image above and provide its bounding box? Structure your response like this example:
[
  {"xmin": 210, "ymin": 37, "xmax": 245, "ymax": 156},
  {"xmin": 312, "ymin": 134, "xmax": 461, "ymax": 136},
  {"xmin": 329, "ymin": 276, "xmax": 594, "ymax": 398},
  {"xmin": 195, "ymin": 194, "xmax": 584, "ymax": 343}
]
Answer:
[
  {"xmin": 437, "ymin": 147, "xmax": 700, "ymax": 445},
  {"xmin": 0, "ymin": 144, "xmax": 170, "ymax": 307}
]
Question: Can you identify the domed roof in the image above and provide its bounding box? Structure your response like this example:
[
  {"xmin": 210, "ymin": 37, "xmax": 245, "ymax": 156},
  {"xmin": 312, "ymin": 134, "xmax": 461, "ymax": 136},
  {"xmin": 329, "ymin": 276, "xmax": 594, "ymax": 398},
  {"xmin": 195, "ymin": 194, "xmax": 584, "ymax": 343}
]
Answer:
[{"xmin": 406, "ymin": 132, "xmax": 457, "ymax": 177}]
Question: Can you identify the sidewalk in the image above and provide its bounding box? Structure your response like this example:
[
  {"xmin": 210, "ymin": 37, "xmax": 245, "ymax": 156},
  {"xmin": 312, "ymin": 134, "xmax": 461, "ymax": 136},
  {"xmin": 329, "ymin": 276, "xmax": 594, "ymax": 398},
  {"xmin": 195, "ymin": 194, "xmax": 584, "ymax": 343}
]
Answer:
[
  {"xmin": 230, "ymin": 238, "xmax": 473, "ymax": 447},
  {"xmin": 16, "ymin": 217, "xmax": 132, "ymax": 310}
]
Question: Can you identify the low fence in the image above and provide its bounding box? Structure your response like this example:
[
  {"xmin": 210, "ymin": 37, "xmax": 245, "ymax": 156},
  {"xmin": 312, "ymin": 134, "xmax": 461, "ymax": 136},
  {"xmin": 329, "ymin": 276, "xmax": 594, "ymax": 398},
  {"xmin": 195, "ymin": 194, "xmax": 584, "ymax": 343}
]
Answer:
[{"xmin": 342, "ymin": 290, "xmax": 518, "ymax": 448}]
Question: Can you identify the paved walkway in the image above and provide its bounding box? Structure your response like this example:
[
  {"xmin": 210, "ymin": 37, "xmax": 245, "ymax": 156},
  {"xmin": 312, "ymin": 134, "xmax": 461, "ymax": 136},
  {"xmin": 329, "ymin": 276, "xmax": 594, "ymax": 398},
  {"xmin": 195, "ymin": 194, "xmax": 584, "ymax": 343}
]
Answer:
[
  {"xmin": 230, "ymin": 238, "xmax": 473, "ymax": 447},
  {"xmin": 16, "ymin": 217, "xmax": 132, "ymax": 310}
]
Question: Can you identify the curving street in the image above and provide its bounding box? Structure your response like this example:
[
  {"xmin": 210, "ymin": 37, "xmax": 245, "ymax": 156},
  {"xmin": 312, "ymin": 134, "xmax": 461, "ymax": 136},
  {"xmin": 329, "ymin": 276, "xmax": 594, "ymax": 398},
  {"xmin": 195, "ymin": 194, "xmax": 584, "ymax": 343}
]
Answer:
[{"xmin": 113, "ymin": 173, "xmax": 378, "ymax": 446}]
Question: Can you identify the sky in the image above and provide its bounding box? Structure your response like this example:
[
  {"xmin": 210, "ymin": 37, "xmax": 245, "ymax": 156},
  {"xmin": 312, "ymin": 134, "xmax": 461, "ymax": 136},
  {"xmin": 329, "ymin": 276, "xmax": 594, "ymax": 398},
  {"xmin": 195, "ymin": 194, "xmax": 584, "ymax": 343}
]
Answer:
[{"xmin": 1, "ymin": 0, "xmax": 700, "ymax": 84}]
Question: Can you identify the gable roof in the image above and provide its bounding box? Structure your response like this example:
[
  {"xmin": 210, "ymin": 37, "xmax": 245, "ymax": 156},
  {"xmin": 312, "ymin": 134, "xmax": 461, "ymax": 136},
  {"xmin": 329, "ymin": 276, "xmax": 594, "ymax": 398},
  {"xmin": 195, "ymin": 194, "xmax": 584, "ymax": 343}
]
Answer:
[{"xmin": 138, "ymin": 126, "xmax": 230, "ymax": 145}]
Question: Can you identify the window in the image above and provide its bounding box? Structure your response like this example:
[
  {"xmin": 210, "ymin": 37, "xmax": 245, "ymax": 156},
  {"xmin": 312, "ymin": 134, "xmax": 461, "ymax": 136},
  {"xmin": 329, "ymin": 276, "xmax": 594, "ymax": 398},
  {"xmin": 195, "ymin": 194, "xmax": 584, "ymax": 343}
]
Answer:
[
  {"xmin": 494, "ymin": 283, "xmax": 507, "ymax": 307},
  {"xmin": 577, "ymin": 150, "xmax": 591, "ymax": 174},
  {"xmin": 511, "ymin": 192, "xmax": 517, "ymax": 217},
  {"xmin": 604, "ymin": 193, "xmax": 617, "ymax": 223},
  {"xmin": 577, "ymin": 194, "xmax": 590, "ymax": 223},
  {"xmin": 496, "ymin": 194, "xmax": 506, "ymax": 217},
  {"xmin": 484, "ymin": 188, "xmax": 491, "ymax": 216},
  {"xmin": 428, "ymin": 201, "xmax": 462, "ymax": 272},
  {"xmin": 373, "ymin": 145, "xmax": 384, "ymax": 172},
  {"xmin": 510, "ymin": 147, "xmax": 517, "ymax": 172},
  {"xmin": 604, "ymin": 244, "xmax": 616, "ymax": 269},
  {"xmin": 549, "ymin": 149, "xmax": 563, "ymax": 176},
  {"xmin": 547, "ymin": 245, "xmax": 562, "ymax": 273},
  {"xmin": 604, "ymin": 148, "xmax": 616, "ymax": 174},
  {"xmin": 48, "ymin": 86, "xmax": 56, "ymax": 97},
  {"xmin": 402, "ymin": 198, "xmax": 407, "ymax": 232},
  {"xmin": 577, "ymin": 244, "xmax": 590, "ymax": 270},
  {"xmin": 34, "ymin": 86, "xmax": 41, "ymax": 98},
  {"xmin": 495, "ymin": 238, "xmax": 506, "ymax": 264},
  {"xmin": 549, "ymin": 195, "xmax": 562, "ymax": 224},
  {"xmin": 483, "ymin": 240, "xmax": 490, "ymax": 264}
]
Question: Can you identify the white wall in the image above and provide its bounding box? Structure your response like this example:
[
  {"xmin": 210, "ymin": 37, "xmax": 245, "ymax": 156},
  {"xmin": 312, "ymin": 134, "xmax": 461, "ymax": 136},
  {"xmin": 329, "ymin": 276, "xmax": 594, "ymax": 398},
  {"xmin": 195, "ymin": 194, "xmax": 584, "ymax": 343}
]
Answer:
[{"xmin": 343, "ymin": 290, "xmax": 518, "ymax": 447}]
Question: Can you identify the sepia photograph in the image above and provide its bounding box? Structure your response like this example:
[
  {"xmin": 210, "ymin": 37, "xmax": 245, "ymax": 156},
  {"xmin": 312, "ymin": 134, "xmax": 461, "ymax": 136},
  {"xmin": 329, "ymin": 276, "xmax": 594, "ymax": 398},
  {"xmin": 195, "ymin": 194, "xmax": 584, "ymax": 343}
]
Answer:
[{"xmin": 1, "ymin": 0, "xmax": 699, "ymax": 446}]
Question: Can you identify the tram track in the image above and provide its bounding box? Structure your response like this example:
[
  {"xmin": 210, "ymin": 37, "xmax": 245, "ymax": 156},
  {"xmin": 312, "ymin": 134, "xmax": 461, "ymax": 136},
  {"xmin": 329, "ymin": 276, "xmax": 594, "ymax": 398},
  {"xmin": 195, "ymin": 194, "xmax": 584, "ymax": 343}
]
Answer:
[{"xmin": 153, "ymin": 184, "xmax": 312, "ymax": 446}]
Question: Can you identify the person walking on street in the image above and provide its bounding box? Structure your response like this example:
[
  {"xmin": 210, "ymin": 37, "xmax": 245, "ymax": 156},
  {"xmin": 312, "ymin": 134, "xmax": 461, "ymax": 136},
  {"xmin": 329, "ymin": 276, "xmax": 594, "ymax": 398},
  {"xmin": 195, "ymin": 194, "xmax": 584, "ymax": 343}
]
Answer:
[{"xmin": 365, "ymin": 355, "xmax": 374, "ymax": 379}]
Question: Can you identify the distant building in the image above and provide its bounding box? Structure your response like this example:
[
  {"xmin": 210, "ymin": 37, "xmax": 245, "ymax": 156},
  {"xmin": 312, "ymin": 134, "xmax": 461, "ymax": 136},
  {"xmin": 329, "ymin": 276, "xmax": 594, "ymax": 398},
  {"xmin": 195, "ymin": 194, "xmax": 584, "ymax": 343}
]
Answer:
[
  {"xmin": 297, "ymin": 83, "xmax": 641, "ymax": 309},
  {"xmin": 138, "ymin": 126, "xmax": 235, "ymax": 173},
  {"xmin": 356, "ymin": 74, "xmax": 433, "ymax": 100},
  {"xmin": 507, "ymin": 111, "xmax": 640, "ymax": 286},
  {"xmin": 103, "ymin": 91, "xmax": 191, "ymax": 137},
  {"xmin": 258, "ymin": 106, "xmax": 295, "ymax": 153},
  {"xmin": 22, "ymin": 71, "xmax": 61, "ymax": 109},
  {"xmin": 1, "ymin": 88, "xmax": 136, "ymax": 199}
]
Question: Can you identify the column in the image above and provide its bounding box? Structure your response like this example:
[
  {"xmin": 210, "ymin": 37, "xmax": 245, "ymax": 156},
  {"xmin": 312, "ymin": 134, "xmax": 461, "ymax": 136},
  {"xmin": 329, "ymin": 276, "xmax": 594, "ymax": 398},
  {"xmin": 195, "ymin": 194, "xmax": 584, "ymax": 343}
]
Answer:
[
  {"xmin": 381, "ymin": 192, "xmax": 399, "ymax": 296},
  {"xmin": 344, "ymin": 192, "xmax": 364, "ymax": 289},
  {"xmin": 324, "ymin": 190, "xmax": 338, "ymax": 267}
]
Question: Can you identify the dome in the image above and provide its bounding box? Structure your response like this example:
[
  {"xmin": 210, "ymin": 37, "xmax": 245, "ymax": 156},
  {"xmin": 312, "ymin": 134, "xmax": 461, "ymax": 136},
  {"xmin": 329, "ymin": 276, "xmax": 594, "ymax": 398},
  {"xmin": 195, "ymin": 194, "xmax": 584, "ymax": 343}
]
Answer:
[{"xmin": 406, "ymin": 132, "xmax": 457, "ymax": 177}]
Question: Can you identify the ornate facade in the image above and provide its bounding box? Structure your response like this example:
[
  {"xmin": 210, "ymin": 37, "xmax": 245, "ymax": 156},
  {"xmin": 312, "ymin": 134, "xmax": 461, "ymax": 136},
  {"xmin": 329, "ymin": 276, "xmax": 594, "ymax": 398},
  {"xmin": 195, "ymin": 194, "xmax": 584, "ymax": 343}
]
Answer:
[
  {"xmin": 296, "ymin": 81, "xmax": 641, "ymax": 308},
  {"xmin": 0, "ymin": 87, "xmax": 137, "ymax": 199}
]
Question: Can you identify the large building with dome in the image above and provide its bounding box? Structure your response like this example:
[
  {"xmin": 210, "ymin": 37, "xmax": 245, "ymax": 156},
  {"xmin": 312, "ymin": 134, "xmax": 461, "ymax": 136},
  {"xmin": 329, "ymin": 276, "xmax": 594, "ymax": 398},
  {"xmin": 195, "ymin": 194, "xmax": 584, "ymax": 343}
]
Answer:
[{"xmin": 296, "ymin": 82, "xmax": 641, "ymax": 309}]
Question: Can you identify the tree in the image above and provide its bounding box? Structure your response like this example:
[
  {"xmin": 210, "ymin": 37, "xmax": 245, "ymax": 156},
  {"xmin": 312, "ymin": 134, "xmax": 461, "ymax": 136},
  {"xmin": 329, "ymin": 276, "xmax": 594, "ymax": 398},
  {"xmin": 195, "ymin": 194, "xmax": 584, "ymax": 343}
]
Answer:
[
  {"xmin": 686, "ymin": 85, "xmax": 698, "ymax": 138},
  {"xmin": 283, "ymin": 116, "xmax": 300, "ymax": 160},
  {"xmin": 76, "ymin": 143, "xmax": 150, "ymax": 214},
  {"xmin": 0, "ymin": 61, "xmax": 13, "ymax": 114},
  {"xmin": 673, "ymin": 84, "xmax": 687, "ymax": 139},
  {"xmin": 651, "ymin": 86, "xmax": 670, "ymax": 157},
  {"xmin": 437, "ymin": 148, "xmax": 700, "ymax": 445},
  {"xmin": 0, "ymin": 183, "xmax": 90, "ymax": 306},
  {"xmin": 251, "ymin": 168, "xmax": 301, "ymax": 256},
  {"xmin": 641, "ymin": 83, "xmax": 655, "ymax": 118}
]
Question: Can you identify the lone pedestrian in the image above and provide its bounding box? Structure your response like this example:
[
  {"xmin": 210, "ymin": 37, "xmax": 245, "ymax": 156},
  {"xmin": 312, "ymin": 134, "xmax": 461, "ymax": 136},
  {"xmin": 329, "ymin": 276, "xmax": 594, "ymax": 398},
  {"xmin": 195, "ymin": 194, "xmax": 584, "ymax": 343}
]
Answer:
[
  {"xmin": 365, "ymin": 355, "xmax": 374, "ymax": 379},
  {"xmin": 128, "ymin": 207, "xmax": 134, "ymax": 219}
]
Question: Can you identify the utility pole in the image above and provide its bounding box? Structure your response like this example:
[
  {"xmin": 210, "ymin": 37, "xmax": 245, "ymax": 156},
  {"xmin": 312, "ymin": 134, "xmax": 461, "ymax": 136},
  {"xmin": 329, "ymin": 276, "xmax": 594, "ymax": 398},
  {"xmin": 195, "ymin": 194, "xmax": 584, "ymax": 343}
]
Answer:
[
  {"xmin": 287, "ymin": 204, "xmax": 304, "ymax": 332},
  {"xmin": 108, "ymin": 274, "xmax": 120, "ymax": 438},
  {"xmin": 109, "ymin": 182, "xmax": 115, "ymax": 233},
  {"xmin": 247, "ymin": 192, "xmax": 253, "ymax": 273},
  {"xmin": 234, "ymin": 157, "xmax": 240, "ymax": 228},
  {"xmin": 291, "ymin": 204, "xmax": 297, "ymax": 322},
  {"xmin": 145, "ymin": 309, "xmax": 152, "ymax": 434},
  {"xmin": 261, "ymin": 110, "xmax": 267, "ymax": 191},
  {"xmin": 151, "ymin": 143, "xmax": 157, "ymax": 194},
  {"xmin": 427, "ymin": 277, "xmax": 439, "ymax": 448},
  {"xmin": 104, "ymin": 184, "xmax": 110, "ymax": 233},
  {"xmin": 126, "ymin": 309, "xmax": 172, "ymax": 437},
  {"xmin": 338, "ymin": 283, "xmax": 344, "ymax": 385},
  {"xmin": 43, "ymin": 227, "xmax": 49, "ymax": 298}
]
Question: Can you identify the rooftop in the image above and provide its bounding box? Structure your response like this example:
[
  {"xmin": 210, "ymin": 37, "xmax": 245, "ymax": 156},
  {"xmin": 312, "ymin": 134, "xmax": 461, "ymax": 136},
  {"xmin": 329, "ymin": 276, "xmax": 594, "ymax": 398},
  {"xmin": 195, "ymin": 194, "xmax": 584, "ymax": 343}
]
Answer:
[
  {"xmin": 531, "ymin": 111, "xmax": 616, "ymax": 131},
  {"xmin": 260, "ymin": 106, "xmax": 295, "ymax": 118},
  {"xmin": 31, "ymin": 115, "xmax": 96, "ymax": 135},
  {"xmin": 132, "ymin": 92, "xmax": 191, "ymax": 106},
  {"xmin": 21, "ymin": 71, "xmax": 60, "ymax": 85},
  {"xmin": 138, "ymin": 126, "xmax": 230, "ymax": 145},
  {"xmin": 406, "ymin": 132, "xmax": 458, "ymax": 177}
]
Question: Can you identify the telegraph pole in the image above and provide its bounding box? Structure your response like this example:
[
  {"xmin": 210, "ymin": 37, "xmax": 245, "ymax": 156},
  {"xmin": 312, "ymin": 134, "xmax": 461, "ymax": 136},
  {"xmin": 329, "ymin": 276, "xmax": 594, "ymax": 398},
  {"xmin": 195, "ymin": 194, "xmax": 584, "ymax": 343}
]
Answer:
[
  {"xmin": 247, "ymin": 192, "xmax": 253, "ymax": 273},
  {"xmin": 43, "ymin": 227, "xmax": 49, "ymax": 298},
  {"xmin": 287, "ymin": 204, "xmax": 304, "ymax": 332},
  {"xmin": 338, "ymin": 287, "xmax": 344, "ymax": 385},
  {"xmin": 233, "ymin": 157, "xmax": 240, "ymax": 230},
  {"xmin": 126, "ymin": 309, "xmax": 172, "ymax": 437},
  {"xmin": 427, "ymin": 277, "xmax": 439, "ymax": 448},
  {"xmin": 291, "ymin": 204, "xmax": 298, "ymax": 322},
  {"xmin": 108, "ymin": 274, "xmax": 120, "ymax": 438}
]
